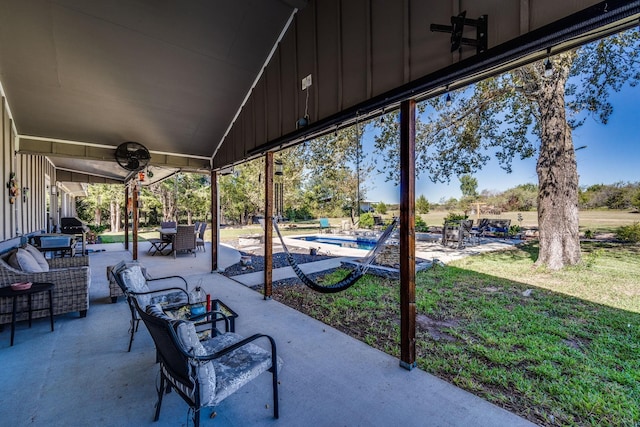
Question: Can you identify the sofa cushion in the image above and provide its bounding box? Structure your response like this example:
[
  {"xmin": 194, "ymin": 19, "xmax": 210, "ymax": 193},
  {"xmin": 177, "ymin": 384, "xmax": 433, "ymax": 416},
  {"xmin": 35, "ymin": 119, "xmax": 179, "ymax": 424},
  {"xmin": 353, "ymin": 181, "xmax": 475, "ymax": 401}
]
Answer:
[
  {"xmin": 23, "ymin": 244, "xmax": 50, "ymax": 272},
  {"xmin": 8, "ymin": 248, "xmax": 45, "ymax": 273}
]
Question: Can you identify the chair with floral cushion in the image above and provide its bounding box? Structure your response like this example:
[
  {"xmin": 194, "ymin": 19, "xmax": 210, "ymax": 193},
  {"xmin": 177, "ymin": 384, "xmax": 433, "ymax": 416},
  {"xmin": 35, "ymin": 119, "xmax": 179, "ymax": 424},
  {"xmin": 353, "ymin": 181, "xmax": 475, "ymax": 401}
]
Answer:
[
  {"xmin": 111, "ymin": 262, "xmax": 190, "ymax": 352},
  {"xmin": 132, "ymin": 297, "xmax": 281, "ymax": 426}
]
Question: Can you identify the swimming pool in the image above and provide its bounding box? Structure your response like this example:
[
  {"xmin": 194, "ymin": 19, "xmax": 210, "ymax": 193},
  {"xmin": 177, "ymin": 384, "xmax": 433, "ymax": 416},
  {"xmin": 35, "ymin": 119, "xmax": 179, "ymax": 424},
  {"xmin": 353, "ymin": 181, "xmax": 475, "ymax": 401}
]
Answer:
[{"xmin": 293, "ymin": 235, "xmax": 377, "ymax": 251}]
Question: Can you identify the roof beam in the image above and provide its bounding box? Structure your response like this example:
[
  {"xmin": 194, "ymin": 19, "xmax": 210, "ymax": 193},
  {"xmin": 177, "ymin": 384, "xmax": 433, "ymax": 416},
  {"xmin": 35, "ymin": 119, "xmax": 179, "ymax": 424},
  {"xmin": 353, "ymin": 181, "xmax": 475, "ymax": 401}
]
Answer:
[{"xmin": 17, "ymin": 136, "xmax": 211, "ymax": 171}]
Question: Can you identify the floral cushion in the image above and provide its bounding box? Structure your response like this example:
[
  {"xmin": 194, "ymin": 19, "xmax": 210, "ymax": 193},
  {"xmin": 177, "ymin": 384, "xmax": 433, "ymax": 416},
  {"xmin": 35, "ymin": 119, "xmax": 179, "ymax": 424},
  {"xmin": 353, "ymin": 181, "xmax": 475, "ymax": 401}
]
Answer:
[
  {"xmin": 146, "ymin": 303, "xmax": 173, "ymax": 321},
  {"xmin": 201, "ymin": 332, "xmax": 279, "ymax": 406},
  {"xmin": 121, "ymin": 265, "xmax": 151, "ymax": 308},
  {"xmin": 150, "ymin": 291, "xmax": 187, "ymax": 306}
]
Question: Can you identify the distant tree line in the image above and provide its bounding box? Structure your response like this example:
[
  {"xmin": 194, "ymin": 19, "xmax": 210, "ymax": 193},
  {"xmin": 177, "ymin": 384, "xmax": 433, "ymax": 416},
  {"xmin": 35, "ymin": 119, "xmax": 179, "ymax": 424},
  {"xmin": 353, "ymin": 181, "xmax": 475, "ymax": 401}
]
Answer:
[
  {"xmin": 78, "ymin": 176, "xmax": 639, "ymax": 232},
  {"xmin": 430, "ymin": 181, "xmax": 640, "ymax": 214}
]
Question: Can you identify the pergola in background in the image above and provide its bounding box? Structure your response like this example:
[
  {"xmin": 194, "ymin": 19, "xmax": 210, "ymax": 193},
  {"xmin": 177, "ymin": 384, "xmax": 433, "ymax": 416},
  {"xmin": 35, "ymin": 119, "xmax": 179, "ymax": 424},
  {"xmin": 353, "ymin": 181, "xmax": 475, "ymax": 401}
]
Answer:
[{"xmin": 1, "ymin": 0, "xmax": 638, "ymax": 369}]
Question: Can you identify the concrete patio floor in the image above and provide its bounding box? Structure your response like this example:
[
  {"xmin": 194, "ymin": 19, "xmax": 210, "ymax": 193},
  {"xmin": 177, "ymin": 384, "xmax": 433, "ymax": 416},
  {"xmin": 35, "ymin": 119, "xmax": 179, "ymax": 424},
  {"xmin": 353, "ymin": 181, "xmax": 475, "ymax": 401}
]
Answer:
[{"xmin": 0, "ymin": 241, "xmax": 534, "ymax": 427}]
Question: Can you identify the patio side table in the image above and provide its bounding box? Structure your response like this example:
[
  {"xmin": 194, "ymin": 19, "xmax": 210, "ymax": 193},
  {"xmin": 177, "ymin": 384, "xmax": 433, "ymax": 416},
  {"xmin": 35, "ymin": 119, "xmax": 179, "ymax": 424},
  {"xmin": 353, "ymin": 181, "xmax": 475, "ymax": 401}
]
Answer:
[
  {"xmin": 0, "ymin": 282, "xmax": 54, "ymax": 346},
  {"xmin": 164, "ymin": 299, "xmax": 238, "ymax": 339}
]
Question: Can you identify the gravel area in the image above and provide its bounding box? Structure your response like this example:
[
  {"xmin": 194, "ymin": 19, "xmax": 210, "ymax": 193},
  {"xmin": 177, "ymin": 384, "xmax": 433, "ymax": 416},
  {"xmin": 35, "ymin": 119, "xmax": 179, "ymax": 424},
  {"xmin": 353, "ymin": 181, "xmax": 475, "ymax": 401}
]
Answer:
[{"xmin": 222, "ymin": 250, "xmax": 335, "ymax": 277}]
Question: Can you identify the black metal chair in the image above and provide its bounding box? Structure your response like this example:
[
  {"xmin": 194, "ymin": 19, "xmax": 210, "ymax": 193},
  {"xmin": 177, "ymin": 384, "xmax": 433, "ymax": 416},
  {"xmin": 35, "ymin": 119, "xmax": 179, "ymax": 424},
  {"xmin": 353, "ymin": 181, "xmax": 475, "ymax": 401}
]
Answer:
[
  {"xmin": 110, "ymin": 261, "xmax": 190, "ymax": 352},
  {"xmin": 131, "ymin": 297, "xmax": 281, "ymax": 426}
]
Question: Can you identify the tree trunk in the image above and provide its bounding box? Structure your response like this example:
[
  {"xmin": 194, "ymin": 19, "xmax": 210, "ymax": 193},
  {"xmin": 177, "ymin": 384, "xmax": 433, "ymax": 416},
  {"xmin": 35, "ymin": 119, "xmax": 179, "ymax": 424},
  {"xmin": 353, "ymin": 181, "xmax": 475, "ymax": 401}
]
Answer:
[
  {"xmin": 535, "ymin": 61, "xmax": 581, "ymax": 270},
  {"xmin": 110, "ymin": 202, "xmax": 116, "ymax": 231},
  {"xmin": 114, "ymin": 201, "xmax": 121, "ymax": 232}
]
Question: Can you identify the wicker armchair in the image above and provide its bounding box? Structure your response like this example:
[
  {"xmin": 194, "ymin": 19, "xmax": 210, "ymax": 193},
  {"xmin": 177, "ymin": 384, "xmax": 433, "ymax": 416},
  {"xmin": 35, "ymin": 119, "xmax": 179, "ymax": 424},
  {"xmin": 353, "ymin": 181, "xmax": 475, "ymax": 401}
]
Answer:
[
  {"xmin": 196, "ymin": 222, "xmax": 207, "ymax": 252},
  {"xmin": 0, "ymin": 252, "xmax": 90, "ymax": 325},
  {"xmin": 172, "ymin": 224, "xmax": 196, "ymax": 258}
]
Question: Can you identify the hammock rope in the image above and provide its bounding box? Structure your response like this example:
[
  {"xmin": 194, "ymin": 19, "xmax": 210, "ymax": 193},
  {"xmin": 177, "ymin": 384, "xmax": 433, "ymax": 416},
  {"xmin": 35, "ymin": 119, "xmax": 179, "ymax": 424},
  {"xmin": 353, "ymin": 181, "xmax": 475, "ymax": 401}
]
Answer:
[{"xmin": 272, "ymin": 218, "xmax": 398, "ymax": 294}]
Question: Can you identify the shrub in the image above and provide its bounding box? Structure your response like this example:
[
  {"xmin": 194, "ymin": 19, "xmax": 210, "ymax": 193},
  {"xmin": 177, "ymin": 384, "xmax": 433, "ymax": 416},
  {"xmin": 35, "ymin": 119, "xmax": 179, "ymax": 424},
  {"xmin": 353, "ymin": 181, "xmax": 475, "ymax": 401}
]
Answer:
[
  {"xmin": 416, "ymin": 195, "xmax": 430, "ymax": 214},
  {"xmin": 415, "ymin": 216, "xmax": 429, "ymax": 232},
  {"xmin": 508, "ymin": 225, "xmax": 521, "ymax": 236},
  {"xmin": 615, "ymin": 222, "xmax": 640, "ymax": 243},
  {"xmin": 285, "ymin": 206, "xmax": 312, "ymax": 221},
  {"xmin": 88, "ymin": 224, "xmax": 108, "ymax": 234},
  {"xmin": 583, "ymin": 229, "xmax": 595, "ymax": 239},
  {"xmin": 444, "ymin": 212, "xmax": 466, "ymax": 222},
  {"xmin": 375, "ymin": 201, "xmax": 388, "ymax": 215},
  {"xmin": 359, "ymin": 212, "xmax": 375, "ymax": 229}
]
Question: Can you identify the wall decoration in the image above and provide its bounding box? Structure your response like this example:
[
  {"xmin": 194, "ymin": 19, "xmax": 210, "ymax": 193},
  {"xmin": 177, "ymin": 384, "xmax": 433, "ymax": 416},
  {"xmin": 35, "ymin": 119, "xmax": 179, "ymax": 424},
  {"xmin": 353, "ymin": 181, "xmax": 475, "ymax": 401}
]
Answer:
[{"xmin": 6, "ymin": 172, "xmax": 20, "ymax": 204}]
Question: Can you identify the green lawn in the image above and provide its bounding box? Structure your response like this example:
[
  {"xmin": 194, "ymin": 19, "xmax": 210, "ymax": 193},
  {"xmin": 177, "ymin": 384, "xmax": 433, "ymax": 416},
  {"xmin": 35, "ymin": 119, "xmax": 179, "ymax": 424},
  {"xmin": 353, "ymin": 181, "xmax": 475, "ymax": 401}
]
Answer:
[{"xmin": 271, "ymin": 241, "xmax": 640, "ymax": 426}]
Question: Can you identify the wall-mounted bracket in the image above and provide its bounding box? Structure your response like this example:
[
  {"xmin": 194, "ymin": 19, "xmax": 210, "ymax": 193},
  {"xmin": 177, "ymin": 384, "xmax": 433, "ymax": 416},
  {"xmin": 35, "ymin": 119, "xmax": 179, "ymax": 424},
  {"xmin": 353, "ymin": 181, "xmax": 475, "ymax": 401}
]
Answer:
[{"xmin": 430, "ymin": 11, "xmax": 488, "ymax": 55}]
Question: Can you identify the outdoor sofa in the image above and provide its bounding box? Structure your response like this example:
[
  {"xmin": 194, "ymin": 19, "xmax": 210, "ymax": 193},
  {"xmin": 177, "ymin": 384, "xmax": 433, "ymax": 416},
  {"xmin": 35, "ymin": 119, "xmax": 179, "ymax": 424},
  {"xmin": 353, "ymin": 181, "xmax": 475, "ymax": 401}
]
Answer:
[{"xmin": 0, "ymin": 245, "xmax": 91, "ymax": 325}]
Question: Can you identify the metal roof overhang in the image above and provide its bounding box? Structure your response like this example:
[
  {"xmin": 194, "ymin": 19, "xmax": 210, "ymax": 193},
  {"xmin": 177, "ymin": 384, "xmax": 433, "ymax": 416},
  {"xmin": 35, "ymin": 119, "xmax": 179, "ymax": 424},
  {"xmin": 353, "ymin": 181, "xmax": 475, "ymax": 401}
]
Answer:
[
  {"xmin": 216, "ymin": 0, "xmax": 640, "ymax": 168},
  {"xmin": 0, "ymin": 0, "xmax": 638, "ymax": 184}
]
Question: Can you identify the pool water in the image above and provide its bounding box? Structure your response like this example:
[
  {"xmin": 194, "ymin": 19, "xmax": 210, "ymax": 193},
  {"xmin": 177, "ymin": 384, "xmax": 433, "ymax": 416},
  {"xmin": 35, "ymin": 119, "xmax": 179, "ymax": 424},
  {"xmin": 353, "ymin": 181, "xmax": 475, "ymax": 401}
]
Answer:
[{"xmin": 294, "ymin": 235, "xmax": 377, "ymax": 251}]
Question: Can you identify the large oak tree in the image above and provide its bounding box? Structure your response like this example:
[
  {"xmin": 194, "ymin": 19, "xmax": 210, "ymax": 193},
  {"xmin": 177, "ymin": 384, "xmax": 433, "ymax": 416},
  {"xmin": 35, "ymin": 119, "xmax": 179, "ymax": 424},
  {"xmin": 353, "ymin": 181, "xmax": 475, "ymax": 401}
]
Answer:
[{"xmin": 374, "ymin": 30, "xmax": 639, "ymax": 269}]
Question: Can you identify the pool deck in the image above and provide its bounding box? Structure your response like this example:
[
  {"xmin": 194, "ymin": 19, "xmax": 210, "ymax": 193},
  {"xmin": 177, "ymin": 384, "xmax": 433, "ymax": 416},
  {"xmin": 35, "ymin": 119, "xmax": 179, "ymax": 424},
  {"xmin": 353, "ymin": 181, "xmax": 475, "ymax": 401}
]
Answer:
[{"xmin": 231, "ymin": 233, "xmax": 522, "ymax": 288}]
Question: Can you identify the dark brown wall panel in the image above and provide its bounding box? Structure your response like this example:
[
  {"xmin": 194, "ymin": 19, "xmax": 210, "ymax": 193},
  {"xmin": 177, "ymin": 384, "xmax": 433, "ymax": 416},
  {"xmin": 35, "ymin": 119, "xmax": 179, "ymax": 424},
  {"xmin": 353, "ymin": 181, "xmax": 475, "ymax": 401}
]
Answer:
[
  {"xmin": 243, "ymin": 96, "xmax": 256, "ymax": 155},
  {"xmin": 253, "ymin": 78, "xmax": 268, "ymax": 148},
  {"xmin": 340, "ymin": 0, "xmax": 369, "ymax": 109},
  {"xmin": 213, "ymin": 0, "xmax": 619, "ymax": 169},
  {"xmin": 371, "ymin": 0, "xmax": 405, "ymax": 96},
  {"xmin": 279, "ymin": 29, "xmax": 298, "ymax": 136},
  {"xmin": 296, "ymin": 7, "xmax": 317, "ymax": 122},
  {"xmin": 409, "ymin": 1, "xmax": 455, "ymax": 80},
  {"xmin": 530, "ymin": 0, "xmax": 600, "ymax": 31},
  {"xmin": 233, "ymin": 112, "xmax": 244, "ymax": 162},
  {"xmin": 266, "ymin": 51, "xmax": 282, "ymax": 141},
  {"xmin": 316, "ymin": 0, "xmax": 341, "ymax": 120}
]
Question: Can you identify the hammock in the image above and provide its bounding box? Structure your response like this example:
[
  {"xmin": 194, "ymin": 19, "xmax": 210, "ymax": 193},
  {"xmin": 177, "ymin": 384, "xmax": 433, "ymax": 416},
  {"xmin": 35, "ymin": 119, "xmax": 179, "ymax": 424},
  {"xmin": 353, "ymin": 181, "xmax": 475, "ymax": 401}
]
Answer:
[{"xmin": 272, "ymin": 218, "xmax": 398, "ymax": 294}]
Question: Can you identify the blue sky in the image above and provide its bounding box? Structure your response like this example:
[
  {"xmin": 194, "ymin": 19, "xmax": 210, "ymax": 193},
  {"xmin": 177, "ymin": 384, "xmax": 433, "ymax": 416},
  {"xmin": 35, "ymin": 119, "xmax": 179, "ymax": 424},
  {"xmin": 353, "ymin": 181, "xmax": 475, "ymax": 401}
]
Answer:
[{"xmin": 362, "ymin": 82, "xmax": 639, "ymax": 204}]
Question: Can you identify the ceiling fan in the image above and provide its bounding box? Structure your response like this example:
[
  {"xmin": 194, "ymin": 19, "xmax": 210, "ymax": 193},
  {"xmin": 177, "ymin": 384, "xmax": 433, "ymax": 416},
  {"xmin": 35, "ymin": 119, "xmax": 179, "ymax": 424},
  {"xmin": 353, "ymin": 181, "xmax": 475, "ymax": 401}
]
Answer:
[{"xmin": 114, "ymin": 141, "xmax": 151, "ymax": 171}]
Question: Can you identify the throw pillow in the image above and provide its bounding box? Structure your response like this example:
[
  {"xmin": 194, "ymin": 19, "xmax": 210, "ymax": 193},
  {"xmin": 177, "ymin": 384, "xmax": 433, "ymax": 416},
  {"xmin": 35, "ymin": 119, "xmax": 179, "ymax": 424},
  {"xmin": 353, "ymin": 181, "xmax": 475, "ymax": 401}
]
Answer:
[
  {"xmin": 23, "ymin": 244, "xmax": 50, "ymax": 272},
  {"xmin": 8, "ymin": 248, "xmax": 45, "ymax": 273}
]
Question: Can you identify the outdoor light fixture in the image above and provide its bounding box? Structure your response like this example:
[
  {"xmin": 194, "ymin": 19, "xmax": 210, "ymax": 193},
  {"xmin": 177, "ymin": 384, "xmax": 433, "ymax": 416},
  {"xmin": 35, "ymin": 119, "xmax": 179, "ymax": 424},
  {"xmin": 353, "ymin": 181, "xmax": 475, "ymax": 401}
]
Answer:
[
  {"xmin": 22, "ymin": 187, "xmax": 29, "ymax": 202},
  {"xmin": 274, "ymin": 159, "xmax": 283, "ymax": 176},
  {"xmin": 51, "ymin": 185, "xmax": 57, "ymax": 195},
  {"xmin": 544, "ymin": 48, "xmax": 553, "ymax": 77},
  {"xmin": 296, "ymin": 116, "xmax": 309, "ymax": 129}
]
